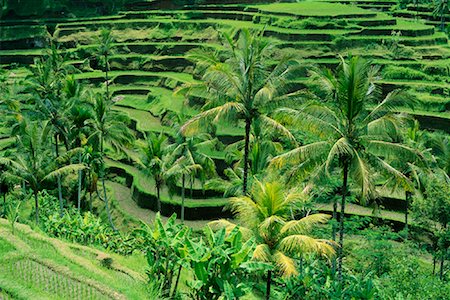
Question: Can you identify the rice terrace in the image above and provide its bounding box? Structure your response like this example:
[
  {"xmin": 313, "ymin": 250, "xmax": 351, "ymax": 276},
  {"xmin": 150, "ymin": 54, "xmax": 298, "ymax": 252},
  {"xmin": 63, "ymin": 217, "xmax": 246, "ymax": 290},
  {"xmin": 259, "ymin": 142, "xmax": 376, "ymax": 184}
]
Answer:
[{"xmin": 0, "ymin": 0, "xmax": 449, "ymax": 299}]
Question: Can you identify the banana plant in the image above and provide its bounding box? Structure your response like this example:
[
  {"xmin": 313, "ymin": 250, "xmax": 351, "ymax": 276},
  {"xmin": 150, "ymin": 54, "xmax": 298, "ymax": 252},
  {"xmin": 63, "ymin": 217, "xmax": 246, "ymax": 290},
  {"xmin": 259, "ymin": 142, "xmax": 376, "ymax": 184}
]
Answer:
[
  {"xmin": 182, "ymin": 226, "xmax": 268, "ymax": 300},
  {"xmin": 134, "ymin": 213, "xmax": 190, "ymax": 297}
]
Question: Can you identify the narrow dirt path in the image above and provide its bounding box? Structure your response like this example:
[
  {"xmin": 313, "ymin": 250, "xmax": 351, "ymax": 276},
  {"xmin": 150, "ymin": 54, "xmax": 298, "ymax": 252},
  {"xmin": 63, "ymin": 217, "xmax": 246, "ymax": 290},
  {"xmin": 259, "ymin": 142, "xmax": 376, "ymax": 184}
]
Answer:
[{"xmin": 108, "ymin": 181, "xmax": 207, "ymax": 230}]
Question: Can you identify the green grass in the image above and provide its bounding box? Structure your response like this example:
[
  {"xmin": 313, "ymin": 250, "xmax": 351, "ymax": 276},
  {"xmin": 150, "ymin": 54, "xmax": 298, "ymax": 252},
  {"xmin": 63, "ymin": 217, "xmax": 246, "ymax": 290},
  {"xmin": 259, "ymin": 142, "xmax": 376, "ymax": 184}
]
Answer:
[{"xmin": 253, "ymin": 1, "xmax": 371, "ymax": 17}]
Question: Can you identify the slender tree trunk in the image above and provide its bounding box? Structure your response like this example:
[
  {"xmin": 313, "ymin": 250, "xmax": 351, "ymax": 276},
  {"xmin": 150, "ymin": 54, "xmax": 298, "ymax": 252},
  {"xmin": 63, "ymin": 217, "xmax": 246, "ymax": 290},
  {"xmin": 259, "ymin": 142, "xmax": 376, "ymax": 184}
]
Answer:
[
  {"xmin": 156, "ymin": 182, "xmax": 161, "ymax": 212},
  {"xmin": 331, "ymin": 196, "xmax": 338, "ymax": 275},
  {"xmin": 77, "ymin": 153, "xmax": 82, "ymax": 211},
  {"xmin": 190, "ymin": 175, "xmax": 193, "ymax": 199},
  {"xmin": 55, "ymin": 134, "xmax": 64, "ymax": 217},
  {"xmin": 265, "ymin": 270, "xmax": 272, "ymax": 300},
  {"xmin": 337, "ymin": 161, "xmax": 349, "ymax": 283},
  {"xmin": 172, "ymin": 265, "xmax": 182, "ymax": 298},
  {"xmin": 405, "ymin": 191, "xmax": 411, "ymax": 234},
  {"xmin": 332, "ymin": 196, "xmax": 338, "ymax": 241},
  {"xmin": 2, "ymin": 193, "xmax": 6, "ymax": 217},
  {"xmin": 105, "ymin": 54, "xmax": 109, "ymax": 100},
  {"xmin": 181, "ymin": 174, "xmax": 185, "ymax": 223},
  {"xmin": 89, "ymin": 189, "xmax": 93, "ymax": 213},
  {"xmin": 102, "ymin": 178, "xmax": 116, "ymax": 230},
  {"xmin": 242, "ymin": 118, "xmax": 252, "ymax": 195},
  {"xmin": 440, "ymin": 253, "xmax": 445, "ymax": 280},
  {"xmin": 433, "ymin": 254, "xmax": 437, "ymax": 275},
  {"xmin": 34, "ymin": 191, "xmax": 39, "ymax": 224}
]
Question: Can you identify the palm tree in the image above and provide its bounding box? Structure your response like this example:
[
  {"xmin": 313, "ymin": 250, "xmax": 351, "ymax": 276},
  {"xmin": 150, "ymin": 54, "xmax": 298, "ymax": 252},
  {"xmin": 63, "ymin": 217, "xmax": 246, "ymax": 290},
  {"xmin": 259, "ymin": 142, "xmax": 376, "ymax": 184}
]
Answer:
[
  {"xmin": 65, "ymin": 75, "xmax": 92, "ymax": 211},
  {"xmin": 88, "ymin": 93, "xmax": 133, "ymax": 229},
  {"xmin": 136, "ymin": 132, "xmax": 169, "ymax": 212},
  {"xmin": 210, "ymin": 180, "xmax": 335, "ymax": 300},
  {"xmin": 97, "ymin": 28, "xmax": 115, "ymax": 99},
  {"xmin": 0, "ymin": 120, "xmax": 83, "ymax": 223},
  {"xmin": 395, "ymin": 120, "xmax": 430, "ymax": 232},
  {"xmin": 181, "ymin": 29, "xmax": 298, "ymax": 194},
  {"xmin": 433, "ymin": 0, "xmax": 449, "ymax": 31},
  {"xmin": 165, "ymin": 130, "xmax": 215, "ymax": 222},
  {"xmin": 29, "ymin": 46, "xmax": 74, "ymax": 216},
  {"xmin": 426, "ymin": 132, "xmax": 450, "ymax": 181},
  {"xmin": 208, "ymin": 137, "xmax": 282, "ymax": 197},
  {"xmin": 272, "ymin": 56, "xmax": 421, "ymax": 281}
]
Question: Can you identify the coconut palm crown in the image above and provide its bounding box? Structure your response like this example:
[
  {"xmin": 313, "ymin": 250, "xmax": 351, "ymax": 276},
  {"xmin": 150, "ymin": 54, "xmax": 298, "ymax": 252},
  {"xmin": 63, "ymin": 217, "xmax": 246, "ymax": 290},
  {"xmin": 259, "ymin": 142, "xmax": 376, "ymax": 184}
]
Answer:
[
  {"xmin": 210, "ymin": 180, "xmax": 334, "ymax": 299},
  {"xmin": 272, "ymin": 56, "xmax": 422, "ymax": 281},
  {"xmin": 180, "ymin": 29, "xmax": 299, "ymax": 194}
]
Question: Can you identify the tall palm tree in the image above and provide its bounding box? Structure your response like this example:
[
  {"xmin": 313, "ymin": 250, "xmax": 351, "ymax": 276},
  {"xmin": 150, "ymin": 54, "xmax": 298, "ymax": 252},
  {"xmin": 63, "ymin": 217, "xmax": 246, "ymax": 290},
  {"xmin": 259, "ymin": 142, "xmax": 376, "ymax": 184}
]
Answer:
[
  {"xmin": 88, "ymin": 93, "xmax": 133, "ymax": 229},
  {"xmin": 0, "ymin": 119, "xmax": 83, "ymax": 223},
  {"xmin": 136, "ymin": 132, "xmax": 169, "ymax": 212},
  {"xmin": 29, "ymin": 46, "xmax": 73, "ymax": 216},
  {"xmin": 272, "ymin": 56, "xmax": 420, "ymax": 281},
  {"xmin": 165, "ymin": 130, "xmax": 215, "ymax": 222},
  {"xmin": 97, "ymin": 28, "xmax": 115, "ymax": 99},
  {"xmin": 65, "ymin": 75, "xmax": 92, "ymax": 211},
  {"xmin": 181, "ymin": 29, "xmax": 298, "ymax": 194},
  {"xmin": 210, "ymin": 180, "xmax": 335, "ymax": 300},
  {"xmin": 433, "ymin": 0, "xmax": 449, "ymax": 31}
]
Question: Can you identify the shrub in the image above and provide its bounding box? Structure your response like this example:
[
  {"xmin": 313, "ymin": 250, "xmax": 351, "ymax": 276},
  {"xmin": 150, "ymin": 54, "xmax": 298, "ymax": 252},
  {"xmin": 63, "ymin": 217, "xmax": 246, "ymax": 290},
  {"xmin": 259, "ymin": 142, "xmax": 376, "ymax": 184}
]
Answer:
[{"xmin": 383, "ymin": 65, "xmax": 432, "ymax": 81}]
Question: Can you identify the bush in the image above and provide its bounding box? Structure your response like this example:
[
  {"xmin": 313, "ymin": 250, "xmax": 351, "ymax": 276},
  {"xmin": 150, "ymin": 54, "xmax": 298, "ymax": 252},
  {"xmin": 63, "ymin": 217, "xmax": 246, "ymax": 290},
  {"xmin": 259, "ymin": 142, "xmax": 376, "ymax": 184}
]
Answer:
[
  {"xmin": 383, "ymin": 65, "xmax": 432, "ymax": 81},
  {"xmin": 39, "ymin": 192, "xmax": 135, "ymax": 255}
]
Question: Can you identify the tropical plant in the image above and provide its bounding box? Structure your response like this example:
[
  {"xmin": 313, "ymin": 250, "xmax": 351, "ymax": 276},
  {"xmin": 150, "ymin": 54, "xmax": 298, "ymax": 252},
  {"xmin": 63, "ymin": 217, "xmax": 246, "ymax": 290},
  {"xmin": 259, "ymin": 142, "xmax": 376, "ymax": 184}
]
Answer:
[
  {"xmin": 412, "ymin": 174, "xmax": 450, "ymax": 280},
  {"xmin": 182, "ymin": 226, "xmax": 261, "ymax": 300},
  {"xmin": 433, "ymin": 0, "xmax": 449, "ymax": 31},
  {"xmin": 97, "ymin": 28, "xmax": 115, "ymax": 98},
  {"xmin": 29, "ymin": 45, "xmax": 73, "ymax": 216},
  {"xmin": 181, "ymin": 29, "xmax": 298, "ymax": 194},
  {"xmin": 272, "ymin": 56, "xmax": 420, "ymax": 281},
  {"xmin": 210, "ymin": 180, "xmax": 335, "ymax": 300},
  {"xmin": 165, "ymin": 129, "xmax": 216, "ymax": 222},
  {"xmin": 0, "ymin": 119, "xmax": 83, "ymax": 223},
  {"xmin": 87, "ymin": 93, "xmax": 133, "ymax": 229},
  {"xmin": 134, "ymin": 213, "xmax": 189, "ymax": 297},
  {"xmin": 6, "ymin": 201, "xmax": 21, "ymax": 235},
  {"xmin": 136, "ymin": 132, "xmax": 169, "ymax": 212}
]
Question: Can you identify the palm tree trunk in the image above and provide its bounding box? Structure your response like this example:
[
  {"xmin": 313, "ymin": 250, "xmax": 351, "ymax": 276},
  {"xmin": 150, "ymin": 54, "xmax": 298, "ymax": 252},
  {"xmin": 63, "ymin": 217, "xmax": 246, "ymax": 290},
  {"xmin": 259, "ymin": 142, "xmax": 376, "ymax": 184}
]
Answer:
[
  {"xmin": 405, "ymin": 191, "xmax": 411, "ymax": 234},
  {"xmin": 77, "ymin": 153, "xmax": 82, "ymax": 211},
  {"xmin": 337, "ymin": 161, "xmax": 349, "ymax": 283},
  {"xmin": 181, "ymin": 174, "xmax": 185, "ymax": 223},
  {"xmin": 433, "ymin": 254, "xmax": 437, "ymax": 275},
  {"xmin": 102, "ymin": 178, "xmax": 116, "ymax": 230},
  {"xmin": 332, "ymin": 196, "xmax": 338, "ymax": 241},
  {"xmin": 243, "ymin": 118, "xmax": 252, "ymax": 195},
  {"xmin": 265, "ymin": 270, "xmax": 272, "ymax": 300},
  {"xmin": 331, "ymin": 195, "xmax": 338, "ymax": 274},
  {"xmin": 3, "ymin": 193, "xmax": 6, "ymax": 217},
  {"xmin": 55, "ymin": 134, "xmax": 64, "ymax": 217},
  {"xmin": 89, "ymin": 189, "xmax": 93, "ymax": 213},
  {"xmin": 34, "ymin": 191, "xmax": 39, "ymax": 224},
  {"xmin": 190, "ymin": 175, "xmax": 193, "ymax": 199},
  {"xmin": 156, "ymin": 182, "xmax": 161, "ymax": 212},
  {"xmin": 105, "ymin": 54, "xmax": 109, "ymax": 100},
  {"xmin": 57, "ymin": 176, "xmax": 63, "ymax": 216}
]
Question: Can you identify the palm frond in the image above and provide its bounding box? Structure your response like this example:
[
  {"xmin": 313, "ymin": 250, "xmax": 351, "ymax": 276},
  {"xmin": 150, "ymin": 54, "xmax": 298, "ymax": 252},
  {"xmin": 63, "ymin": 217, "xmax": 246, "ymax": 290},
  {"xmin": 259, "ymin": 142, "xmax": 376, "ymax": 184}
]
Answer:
[
  {"xmin": 273, "ymin": 251, "xmax": 298, "ymax": 277},
  {"xmin": 280, "ymin": 214, "xmax": 331, "ymax": 236}
]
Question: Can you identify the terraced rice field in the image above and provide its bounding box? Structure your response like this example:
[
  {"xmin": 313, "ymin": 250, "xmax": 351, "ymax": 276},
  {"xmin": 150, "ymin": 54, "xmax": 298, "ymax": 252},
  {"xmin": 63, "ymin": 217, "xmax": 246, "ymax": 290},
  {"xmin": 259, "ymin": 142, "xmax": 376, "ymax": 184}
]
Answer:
[
  {"xmin": 1, "ymin": 0, "xmax": 449, "ymax": 223},
  {"xmin": 0, "ymin": 219, "xmax": 147, "ymax": 299}
]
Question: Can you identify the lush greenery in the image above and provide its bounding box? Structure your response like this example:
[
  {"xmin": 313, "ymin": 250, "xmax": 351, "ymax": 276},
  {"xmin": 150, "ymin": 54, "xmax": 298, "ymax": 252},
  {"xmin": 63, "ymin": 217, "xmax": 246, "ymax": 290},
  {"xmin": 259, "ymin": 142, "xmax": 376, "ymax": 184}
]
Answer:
[{"xmin": 1, "ymin": 0, "xmax": 450, "ymax": 299}]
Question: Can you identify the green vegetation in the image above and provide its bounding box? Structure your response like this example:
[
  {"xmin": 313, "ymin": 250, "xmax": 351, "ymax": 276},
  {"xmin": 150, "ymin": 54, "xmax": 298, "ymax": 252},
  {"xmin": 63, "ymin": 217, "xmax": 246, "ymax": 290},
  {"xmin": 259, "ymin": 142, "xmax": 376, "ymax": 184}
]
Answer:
[{"xmin": 1, "ymin": 0, "xmax": 450, "ymax": 298}]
